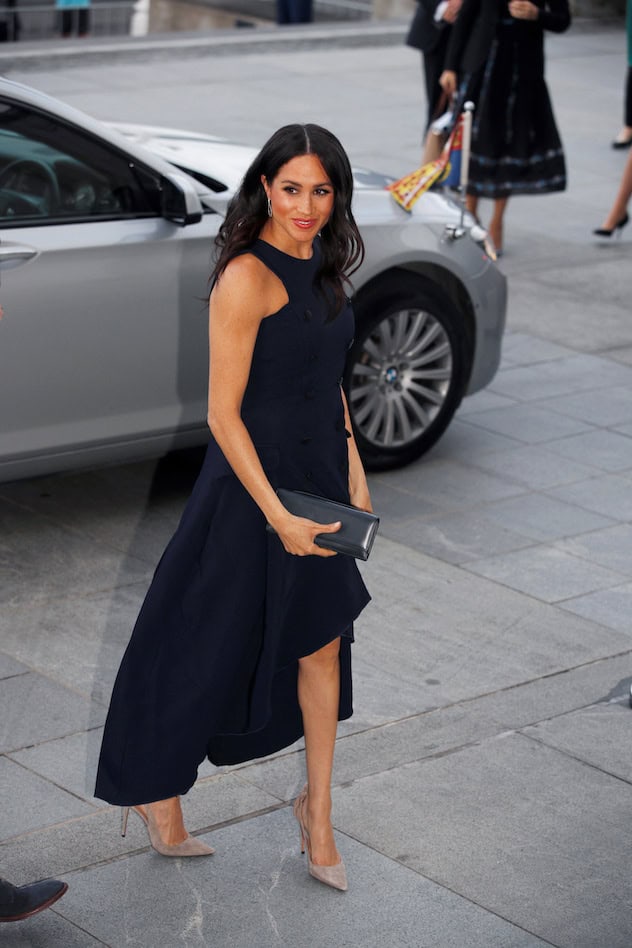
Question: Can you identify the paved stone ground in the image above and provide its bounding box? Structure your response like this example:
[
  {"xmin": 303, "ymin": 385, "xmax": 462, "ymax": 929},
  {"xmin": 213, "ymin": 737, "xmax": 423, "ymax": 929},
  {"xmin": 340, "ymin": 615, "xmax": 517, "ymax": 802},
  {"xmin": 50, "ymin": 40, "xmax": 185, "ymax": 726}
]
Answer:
[{"xmin": 1, "ymin": 19, "xmax": 632, "ymax": 948}]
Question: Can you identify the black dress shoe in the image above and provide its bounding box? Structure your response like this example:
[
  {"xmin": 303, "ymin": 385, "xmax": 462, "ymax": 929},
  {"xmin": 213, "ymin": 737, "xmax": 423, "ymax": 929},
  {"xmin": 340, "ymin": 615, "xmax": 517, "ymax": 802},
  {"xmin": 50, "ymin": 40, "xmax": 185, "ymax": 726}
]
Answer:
[{"xmin": 0, "ymin": 877, "xmax": 68, "ymax": 922}]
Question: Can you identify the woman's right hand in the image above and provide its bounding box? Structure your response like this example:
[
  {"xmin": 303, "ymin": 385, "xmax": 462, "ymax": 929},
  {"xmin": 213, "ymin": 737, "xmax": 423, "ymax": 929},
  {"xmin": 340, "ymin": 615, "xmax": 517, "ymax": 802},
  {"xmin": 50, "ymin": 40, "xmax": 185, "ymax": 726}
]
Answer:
[
  {"xmin": 439, "ymin": 70, "xmax": 458, "ymax": 96},
  {"xmin": 273, "ymin": 514, "xmax": 341, "ymax": 557}
]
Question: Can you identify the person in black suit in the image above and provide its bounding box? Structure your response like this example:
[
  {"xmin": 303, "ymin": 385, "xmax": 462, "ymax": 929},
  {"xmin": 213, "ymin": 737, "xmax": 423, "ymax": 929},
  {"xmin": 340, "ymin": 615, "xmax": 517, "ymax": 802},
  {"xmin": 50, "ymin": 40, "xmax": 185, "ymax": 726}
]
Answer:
[
  {"xmin": 440, "ymin": 0, "xmax": 570, "ymax": 254},
  {"xmin": 406, "ymin": 0, "xmax": 462, "ymax": 130}
]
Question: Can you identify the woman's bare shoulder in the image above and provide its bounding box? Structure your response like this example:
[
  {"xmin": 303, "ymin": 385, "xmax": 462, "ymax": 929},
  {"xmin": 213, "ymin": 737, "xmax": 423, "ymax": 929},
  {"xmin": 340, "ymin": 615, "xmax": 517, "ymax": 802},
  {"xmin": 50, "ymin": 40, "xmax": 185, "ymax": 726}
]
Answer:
[{"xmin": 211, "ymin": 253, "xmax": 287, "ymax": 321}]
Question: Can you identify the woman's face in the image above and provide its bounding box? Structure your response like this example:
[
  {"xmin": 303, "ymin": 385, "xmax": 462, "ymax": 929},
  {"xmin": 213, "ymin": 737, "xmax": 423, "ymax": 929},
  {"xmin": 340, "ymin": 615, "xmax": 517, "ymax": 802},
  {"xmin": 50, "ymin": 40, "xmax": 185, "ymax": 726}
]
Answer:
[{"xmin": 262, "ymin": 154, "xmax": 335, "ymax": 254}]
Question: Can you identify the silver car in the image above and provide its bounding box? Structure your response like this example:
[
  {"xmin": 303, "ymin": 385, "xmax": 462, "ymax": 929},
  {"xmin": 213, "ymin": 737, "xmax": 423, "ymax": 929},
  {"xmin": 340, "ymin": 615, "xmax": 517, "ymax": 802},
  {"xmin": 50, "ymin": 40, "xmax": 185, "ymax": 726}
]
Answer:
[{"xmin": 0, "ymin": 77, "xmax": 506, "ymax": 482}]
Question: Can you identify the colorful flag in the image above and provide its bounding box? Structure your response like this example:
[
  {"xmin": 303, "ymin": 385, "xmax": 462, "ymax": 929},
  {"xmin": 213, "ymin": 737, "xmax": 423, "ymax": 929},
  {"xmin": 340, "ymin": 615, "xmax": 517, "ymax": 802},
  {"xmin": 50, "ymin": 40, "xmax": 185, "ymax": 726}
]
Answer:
[
  {"xmin": 387, "ymin": 112, "xmax": 465, "ymax": 212},
  {"xmin": 438, "ymin": 113, "xmax": 463, "ymax": 189}
]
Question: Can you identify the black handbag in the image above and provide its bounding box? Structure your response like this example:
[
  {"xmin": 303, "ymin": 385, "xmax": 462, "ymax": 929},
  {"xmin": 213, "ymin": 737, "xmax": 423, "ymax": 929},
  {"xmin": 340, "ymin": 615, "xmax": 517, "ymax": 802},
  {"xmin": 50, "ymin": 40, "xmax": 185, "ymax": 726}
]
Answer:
[{"xmin": 266, "ymin": 489, "xmax": 379, "ymax": 561}]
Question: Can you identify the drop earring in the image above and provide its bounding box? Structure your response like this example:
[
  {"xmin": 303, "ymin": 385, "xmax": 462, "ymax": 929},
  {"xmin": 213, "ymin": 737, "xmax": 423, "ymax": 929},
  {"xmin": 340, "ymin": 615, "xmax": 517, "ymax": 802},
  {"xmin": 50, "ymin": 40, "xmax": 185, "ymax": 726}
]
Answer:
[{"xmin": 267, "ymin": 197, "xmax": 272, "ymax": 218}]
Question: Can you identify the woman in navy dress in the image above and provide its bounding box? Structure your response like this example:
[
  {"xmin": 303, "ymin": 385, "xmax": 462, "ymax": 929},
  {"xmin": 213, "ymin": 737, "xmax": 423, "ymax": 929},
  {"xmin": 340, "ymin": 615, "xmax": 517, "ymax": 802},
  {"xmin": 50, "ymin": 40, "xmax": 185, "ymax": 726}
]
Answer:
[{"xmin": 95, "ymin": 124, "xmax": 372, "ymax": 892}]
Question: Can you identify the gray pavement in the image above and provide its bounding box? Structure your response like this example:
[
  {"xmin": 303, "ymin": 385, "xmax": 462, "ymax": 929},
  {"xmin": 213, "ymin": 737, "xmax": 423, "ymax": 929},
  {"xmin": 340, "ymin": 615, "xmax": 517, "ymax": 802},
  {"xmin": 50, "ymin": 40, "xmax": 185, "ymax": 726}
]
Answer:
[{"xmin": 2, "ymin": 18, "xmax": 632, "ymax": 948}]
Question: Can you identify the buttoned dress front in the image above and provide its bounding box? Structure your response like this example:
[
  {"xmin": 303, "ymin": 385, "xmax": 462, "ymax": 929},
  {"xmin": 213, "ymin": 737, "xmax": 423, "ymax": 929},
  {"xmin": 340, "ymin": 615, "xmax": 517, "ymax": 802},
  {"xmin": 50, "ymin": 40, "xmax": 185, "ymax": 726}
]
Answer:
[{"xmin": 95, "ymin": 238, "xmax": 371, "ymax": 806}]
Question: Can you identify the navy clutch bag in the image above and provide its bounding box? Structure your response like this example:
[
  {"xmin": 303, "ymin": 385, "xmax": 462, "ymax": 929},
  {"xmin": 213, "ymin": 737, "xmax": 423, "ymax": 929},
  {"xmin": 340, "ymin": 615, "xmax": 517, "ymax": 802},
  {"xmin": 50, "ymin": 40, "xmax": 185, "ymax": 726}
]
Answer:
[{"xmin": 267, "ymin": 488, "xmax": 379, "ymax": 561}]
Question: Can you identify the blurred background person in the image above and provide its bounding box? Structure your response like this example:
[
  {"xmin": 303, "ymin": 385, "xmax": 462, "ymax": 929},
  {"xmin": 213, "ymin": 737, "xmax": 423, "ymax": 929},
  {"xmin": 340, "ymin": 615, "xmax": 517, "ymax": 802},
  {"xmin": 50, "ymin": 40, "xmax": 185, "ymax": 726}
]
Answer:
[
  {"xmin": 611, "ymin": 0, "xmax": 632, "ymax": 149},
  {"xmin": 276, "ymin": 0, "xmax": 312, "ymax": 24},
  {"xmin": 406, "ymin": 0, "xmax": 462, "ymax": 131},
  {"xmin": 439, "ymin": 0, "xmax": 570, "ymax": 255},
  {"xmin": 60, "ymin": 0, "xmax": 91, "ymax": 37},
  {"xmin": 0, "ymin": 0, "xmax": 20, "ymax": 41},
  {"xmin": 593, "ymin": 145, "xmax": 631, "ymax": 237}
]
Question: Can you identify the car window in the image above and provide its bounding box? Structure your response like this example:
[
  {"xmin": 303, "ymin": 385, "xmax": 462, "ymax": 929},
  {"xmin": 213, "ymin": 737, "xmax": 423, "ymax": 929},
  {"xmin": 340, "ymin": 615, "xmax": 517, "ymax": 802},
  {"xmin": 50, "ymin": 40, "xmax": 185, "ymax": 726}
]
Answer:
[{"xmin": 0, "ymin": 99, "xmax": 163, "ymax": 226}]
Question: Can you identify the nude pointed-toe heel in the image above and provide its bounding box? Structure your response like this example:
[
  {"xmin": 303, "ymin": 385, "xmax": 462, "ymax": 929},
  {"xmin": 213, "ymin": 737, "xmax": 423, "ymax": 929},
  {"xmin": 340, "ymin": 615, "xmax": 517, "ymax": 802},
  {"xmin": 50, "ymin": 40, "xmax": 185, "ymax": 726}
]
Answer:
[
  {"xmin": 120, "ymin": 804, "xmax": 214, "ymax": 857},
  {"xmin": 307, "ymin": 858, "xmax": 348, "ymax": 892},
  {"xmin": 292, "ymin": 786, "xmax": 347, "ymax": 892}
]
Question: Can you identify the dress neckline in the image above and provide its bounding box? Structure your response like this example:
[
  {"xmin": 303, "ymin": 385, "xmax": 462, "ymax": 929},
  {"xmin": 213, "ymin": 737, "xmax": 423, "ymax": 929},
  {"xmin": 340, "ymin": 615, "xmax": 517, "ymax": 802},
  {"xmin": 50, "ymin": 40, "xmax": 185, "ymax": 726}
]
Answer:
[{"xmin": 255, "ymin": 238, "xmax": 318, "ymax": 263}]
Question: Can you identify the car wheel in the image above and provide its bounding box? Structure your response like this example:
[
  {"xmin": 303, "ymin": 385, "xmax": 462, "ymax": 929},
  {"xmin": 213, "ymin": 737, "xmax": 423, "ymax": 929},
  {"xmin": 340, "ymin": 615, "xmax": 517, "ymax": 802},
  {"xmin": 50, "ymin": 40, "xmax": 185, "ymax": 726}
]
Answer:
[{"xmin": 346, "ymin": 274, "xmax": 470, "ymax": 470}]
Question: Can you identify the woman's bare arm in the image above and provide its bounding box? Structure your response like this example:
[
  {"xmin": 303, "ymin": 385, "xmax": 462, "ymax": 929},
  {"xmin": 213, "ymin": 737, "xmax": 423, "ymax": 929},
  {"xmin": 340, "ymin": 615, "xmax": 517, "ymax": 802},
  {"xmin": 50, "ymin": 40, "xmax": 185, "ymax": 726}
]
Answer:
[
  {"xmin": 208, "ymin": 255, "xmax": 340, "ymax": 557},
  {"xmin": 340, "ymin": 388, "xmax": 372, "ymax": 513}
]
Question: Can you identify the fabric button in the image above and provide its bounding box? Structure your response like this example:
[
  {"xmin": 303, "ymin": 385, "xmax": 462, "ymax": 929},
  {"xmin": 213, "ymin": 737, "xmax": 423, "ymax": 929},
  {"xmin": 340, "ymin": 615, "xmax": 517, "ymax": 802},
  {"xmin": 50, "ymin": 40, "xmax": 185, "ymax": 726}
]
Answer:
[
  {"xmin": 305, "ymin": 471, "xmax": 313, "ymax": 480},
  {"xmin": 309, "ymin": 353, "xmax": 318, "ymax": 363},
  {"xmin": 304, "ymin": 390, "xmax": 315, "ymax": 400},
  {"xmin": 304, "ymin": 309, "xmax": 312, "ymax": 322},
  {"xmin": 300, "ymin": 436, "xmax": 312, "ymax": 445}
]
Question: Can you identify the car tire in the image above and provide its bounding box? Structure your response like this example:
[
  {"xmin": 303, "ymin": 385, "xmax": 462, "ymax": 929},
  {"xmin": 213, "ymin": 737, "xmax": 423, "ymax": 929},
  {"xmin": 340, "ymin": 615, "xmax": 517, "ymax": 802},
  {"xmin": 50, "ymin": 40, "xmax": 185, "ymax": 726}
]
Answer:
[{"xmin": 345, "ymin": 273, "xmax": 470, "ymax": 471}]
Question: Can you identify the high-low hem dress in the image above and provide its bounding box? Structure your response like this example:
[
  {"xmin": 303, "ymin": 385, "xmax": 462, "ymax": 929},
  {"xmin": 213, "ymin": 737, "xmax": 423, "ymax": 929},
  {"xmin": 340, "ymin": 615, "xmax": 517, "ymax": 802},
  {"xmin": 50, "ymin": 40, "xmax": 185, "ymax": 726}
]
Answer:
[{"xmin": 94, "ymin": 238, "xmax": 371, "ymax": 807}]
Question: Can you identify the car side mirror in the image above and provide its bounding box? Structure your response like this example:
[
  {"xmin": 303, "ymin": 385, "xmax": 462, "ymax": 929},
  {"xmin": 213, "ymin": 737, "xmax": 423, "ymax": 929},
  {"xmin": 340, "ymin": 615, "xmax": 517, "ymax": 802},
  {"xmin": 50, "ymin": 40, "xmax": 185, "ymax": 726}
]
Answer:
[{"xmin": 160, "ymin": 171, "xmax": 203, "ymax": 226}]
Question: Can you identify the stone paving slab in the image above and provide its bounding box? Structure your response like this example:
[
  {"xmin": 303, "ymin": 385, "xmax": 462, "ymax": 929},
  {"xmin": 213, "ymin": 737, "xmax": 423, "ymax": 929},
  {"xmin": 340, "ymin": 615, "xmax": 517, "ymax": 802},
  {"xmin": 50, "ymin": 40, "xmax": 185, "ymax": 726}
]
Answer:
[
  {"xmin": 499, "ymin": 334, "xmax": 579, "ymax": 367},
  {"xmin": 0, "ymin": 463, "xmax": 186, "ymax": 565},
  {"xmin": 503, "ymin": 269, "xmax": 632, "ymax": 353},
  {"xmin": 355, "ymin": 539, "xmax": 632, "ymax": 710},
  {"xmin": 547, "ymin": 384, "xmax": 632, "ymax": 427},
  {"xmin": 0, "ymin": 499, "xmax": 152, "ymax": 607},
  {"xmin": 377, "ymin": 508, "xmax": 534, "ymax": 564},
  {"xmin": 523, "ymin": 702, "xmax": 632, "ymax": 783},
  {"xmin": 8, "ymin": 727, "xmax": 105, "ymax": 803},
  {"xmin": 0, "ymin": 671, "xmax": 106, "ymax": 755},
  {"xmin": 465, "ymin": 443, "xmax": 598, "ymax": 491},
  {"xmin": 53, "ymin": 808, "xmax": 551, "ymax": 948},
  {"xmin": 0, "ymin": 756, "xmax": 96, "ymax": 839},
  {"xmin": 555, "ymin": 523, "xmax": 632, "ymax": 576},
  {"xmin": 472, "ymin": 491, "xmax": 615, "ymax": 542},
  {"xmin": 560, "ymin": 581, "xmax": 632, "ymax": 635},
  {"xmin": 238, "ymin": 653, "xmax": 632, "ymax": 800},
  {"xmin": 4, "ymin": 909, "xmax": 106, "ymax": 947},
  {"xmin": 546, "ymin": 473, "xmax": 632, "ymax": 521},
  {"xmin": 375, "ymin": 457, "xmax": 528, "ymax": 510},
  {"xmin": 463, "ymin": 403, "xmax": 595, "ymax": 445},
  {"xmin": 464, "ymin": 544, "xmax": 627, "ymax": 604},
  {"xmin": 332, "ymin": 734, "xmax": 632, "ymax": 948},
  {"xmin": 543, "ymin": 427, "xmax": 632, "ymax": 473},
  {"xmin": 0, "ymin": 773, "xmax": 281, "ymax": 883},
  {"xmin": 420, "ymin": 416, "xmax": 525, "ymax": 463},
  {"xmin": 490, "ymin": 353, "xmax": 632, "ymax": 402},
  {"xmin": 0, "ymin": 650, "xmax": 28, "ymax": 678},
  {"xmin": 0, "ymin": 584, "xmax": 148, "ymax": 703}
]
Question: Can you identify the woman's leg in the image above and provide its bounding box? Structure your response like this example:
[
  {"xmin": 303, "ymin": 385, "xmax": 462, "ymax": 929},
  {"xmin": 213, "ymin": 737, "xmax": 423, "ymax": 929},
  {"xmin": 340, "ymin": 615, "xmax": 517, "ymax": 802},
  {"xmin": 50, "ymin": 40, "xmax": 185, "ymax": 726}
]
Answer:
[
  {"xmin": 599, "ymin": 148, "xmax": 632, "ymax": 230},
  {"xmin": 136, "ymin": 797, "xmax": 188, "ymax": 846},
  {"xmin": 465, "ymin": 194, "xmax": 479, "ymax": 221},
  {"xmin": 297, "ymin": 637, "xmax": 342, "ymax": 866},
  {"xmin": 488, "ymin": 196, "xmax": 509, "ymax": 252}
]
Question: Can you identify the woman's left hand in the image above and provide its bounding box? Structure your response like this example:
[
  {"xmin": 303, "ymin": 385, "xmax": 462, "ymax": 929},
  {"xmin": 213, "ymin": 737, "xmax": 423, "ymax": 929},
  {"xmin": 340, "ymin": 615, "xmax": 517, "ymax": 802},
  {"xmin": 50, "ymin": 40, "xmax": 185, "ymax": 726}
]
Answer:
[{"xmin": 508, "ymin": 0, "xmax": 539, "ymax": 20}]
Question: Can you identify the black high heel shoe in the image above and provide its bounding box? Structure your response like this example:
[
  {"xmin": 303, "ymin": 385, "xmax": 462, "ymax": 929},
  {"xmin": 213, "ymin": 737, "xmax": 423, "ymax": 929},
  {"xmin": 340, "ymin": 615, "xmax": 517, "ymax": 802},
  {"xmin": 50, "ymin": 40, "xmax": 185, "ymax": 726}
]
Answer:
[{"xmin": 593, "ymin": 212, "xmax": 629, "ymax": 238}]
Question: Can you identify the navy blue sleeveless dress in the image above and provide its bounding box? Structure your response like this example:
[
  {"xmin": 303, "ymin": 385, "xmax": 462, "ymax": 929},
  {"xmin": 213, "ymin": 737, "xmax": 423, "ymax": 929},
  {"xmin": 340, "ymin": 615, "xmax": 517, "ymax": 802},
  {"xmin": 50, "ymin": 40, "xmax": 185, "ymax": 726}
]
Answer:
[{"xmin": 95, "ymin": 239, "xmax": 371, "ymax": 806}]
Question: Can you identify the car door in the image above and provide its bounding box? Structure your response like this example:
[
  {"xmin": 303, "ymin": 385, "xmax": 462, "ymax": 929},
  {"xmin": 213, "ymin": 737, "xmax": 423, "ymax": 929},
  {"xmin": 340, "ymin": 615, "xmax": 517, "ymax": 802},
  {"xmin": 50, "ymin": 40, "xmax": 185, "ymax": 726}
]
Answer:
[{"xmin": 0, "ymin": 94, "xmax": 217, "ymax": 480}]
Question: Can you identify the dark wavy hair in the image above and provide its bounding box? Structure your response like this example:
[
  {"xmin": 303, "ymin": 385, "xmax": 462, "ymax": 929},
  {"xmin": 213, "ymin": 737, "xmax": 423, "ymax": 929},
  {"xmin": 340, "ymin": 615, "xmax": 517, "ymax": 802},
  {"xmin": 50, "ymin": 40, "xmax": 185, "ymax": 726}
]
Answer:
[{"xmin": 211, "ymin": 124, "xmax": 364, "ymax": 318}]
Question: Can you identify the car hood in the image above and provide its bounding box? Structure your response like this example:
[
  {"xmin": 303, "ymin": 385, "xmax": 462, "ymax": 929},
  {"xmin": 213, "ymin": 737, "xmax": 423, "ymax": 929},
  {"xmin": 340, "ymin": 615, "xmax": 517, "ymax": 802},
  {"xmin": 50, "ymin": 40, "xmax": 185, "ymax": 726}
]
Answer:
[{"xmin": 108, "ymin": 122, "xmax": 465, "ymax": 225}]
